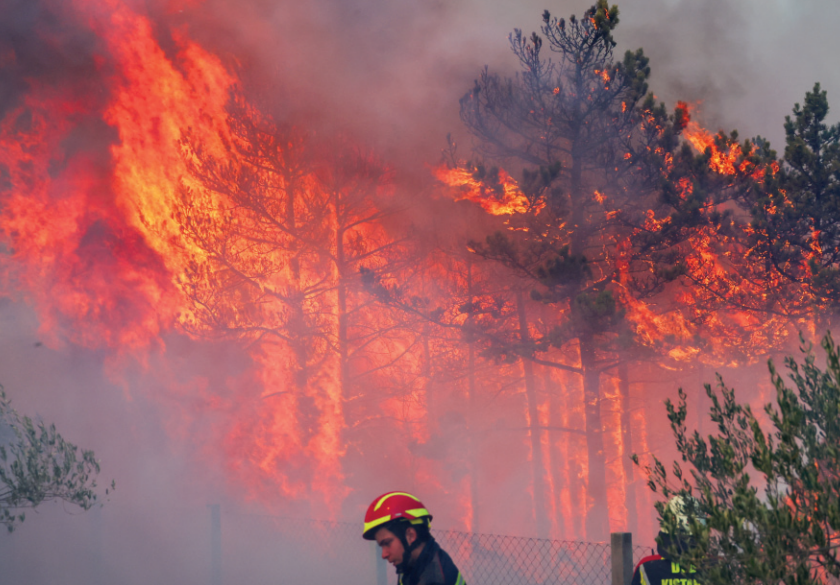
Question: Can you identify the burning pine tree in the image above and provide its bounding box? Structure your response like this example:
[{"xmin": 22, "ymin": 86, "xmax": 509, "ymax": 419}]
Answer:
[{"xmin": 433, "ymin": 0, "xmax": 746, "ymax": 540}]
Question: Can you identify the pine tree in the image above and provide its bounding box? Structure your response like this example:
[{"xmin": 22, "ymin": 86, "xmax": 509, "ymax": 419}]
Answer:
[
  {"xmin": 0, "ymin": 390, "xmax": 111, "ymax": 532},
  {"xmin": 175, "ymin": 93, "xmax": 412, "ymax": 504},
  {"xmin": 453, "ymin": 0, "xmax": 690, "ymax": 539},
  {"xmin": 745, "ymin": 84, "xmax": 840, "ymax": 325},
  {"xmin": 637, "ymin": 333, "xmax": 840, "ymax": 585}
]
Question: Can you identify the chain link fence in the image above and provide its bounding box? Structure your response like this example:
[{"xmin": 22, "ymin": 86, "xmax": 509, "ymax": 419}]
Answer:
[
  {"xmin": 434, "ymin": 530, "xmax": 649, "ymax": 585},
  {"xmin": 221, "ymin": 512, "xmax": 652, "ymax": 585}
]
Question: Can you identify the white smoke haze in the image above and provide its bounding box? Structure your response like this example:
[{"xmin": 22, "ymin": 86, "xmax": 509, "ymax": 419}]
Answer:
[
  {"xmin": 621, "ymin": 0, "xmax": 840, "ymax": 149},
  {"xmin": 1, "ymin": 0, "xmax": 838, "ymax": 583},
  {"xmin": 191, "ymin": 0, "xmax": 840, "ymax": 164}
]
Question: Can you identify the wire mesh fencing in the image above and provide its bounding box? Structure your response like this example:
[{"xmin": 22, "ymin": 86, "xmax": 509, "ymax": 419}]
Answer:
[
  {"xmin": 221, "ymin": 512, "xmax": 652, "ymax": 585},
  {"xmin": 434, "ymin": 530, "xmax": 649, "ymax": 585}
]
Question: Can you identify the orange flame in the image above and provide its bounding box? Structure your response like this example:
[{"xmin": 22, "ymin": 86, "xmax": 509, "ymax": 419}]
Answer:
[
  {"xmin": 433, "ymin": 165, "xmax": 544, "ymax": 215},
  {"xmin": 681, "ymin": 103, "xmax": 767, "ymax": 180}
]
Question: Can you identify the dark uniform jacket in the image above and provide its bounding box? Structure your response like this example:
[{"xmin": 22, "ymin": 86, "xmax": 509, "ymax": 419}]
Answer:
[
  {"xmin": 398, "ymin": 538, "xmax": 465, "ymax": 585},
  {"xmin": 631, "ymin": 554, "xmax": 700, "ymax": 585}
]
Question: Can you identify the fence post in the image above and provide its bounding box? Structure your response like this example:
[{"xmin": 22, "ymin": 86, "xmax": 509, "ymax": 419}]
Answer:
[
  {"xmin": 611, "ymin": 532, "xmax": 633, "ymax": 585},
  {"xmin": 210, "ymin": 504, "xmax": 222, "ymax": 585}
]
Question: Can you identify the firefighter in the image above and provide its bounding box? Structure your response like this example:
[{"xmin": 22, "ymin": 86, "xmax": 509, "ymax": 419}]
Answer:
[
  {"xmin": 631, "ymin": 496, "xmax": 702, "ymax": 585},
  {"xmin": 363, "ymin": 491, "xmax": 465, "ymax": 585}
]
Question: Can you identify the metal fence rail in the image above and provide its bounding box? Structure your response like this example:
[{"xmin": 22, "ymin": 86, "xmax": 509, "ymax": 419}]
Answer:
[{"xmin": 222, "ymin": 512, "xmax": 651, "ymax": 585}]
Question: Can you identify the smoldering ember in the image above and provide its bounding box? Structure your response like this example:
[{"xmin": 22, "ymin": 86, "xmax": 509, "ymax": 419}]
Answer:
[{"xmin": 1, "ymin": 0, "xmax": 839, "ymax": 584}]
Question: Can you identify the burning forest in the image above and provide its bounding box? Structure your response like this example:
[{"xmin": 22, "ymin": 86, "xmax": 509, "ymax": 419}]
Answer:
[{"xmin": 1, "ymin": 0, "xmax": 840, "ymax": 583}]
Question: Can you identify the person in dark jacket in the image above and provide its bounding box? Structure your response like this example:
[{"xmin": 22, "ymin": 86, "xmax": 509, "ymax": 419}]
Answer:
[
  {"xmin": 362, "ymin": 491, "xmax": 465, "ymax": 585},
  {"xmin": 632, "ymin": 496, "xmax": 702, "ymax": 585},
  {"xmin": 631, "ymin": 551, "xmax": 699, "ymax": 585}
]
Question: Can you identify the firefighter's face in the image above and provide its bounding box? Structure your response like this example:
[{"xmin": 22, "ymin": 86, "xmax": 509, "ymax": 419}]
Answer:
[{"xmin": 375, "ymin": 526, "xmax": 416, "ymax": 566}]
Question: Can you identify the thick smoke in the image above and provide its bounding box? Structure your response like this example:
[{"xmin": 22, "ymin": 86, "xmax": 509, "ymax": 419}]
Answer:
[
  {"xmin": 1, "ymin": 0, "xmax": 838, "ymax": 583},
  {"xmin": 621, "ymin": 0, "xmax": 840, "ymax": 148},
  {"xmin": 184, "ymin": 0, "xmax": 840, "ymax": 164},
  {"xmin": 0, "ymin": 0, "xmax": 109, "ymax": 116}
]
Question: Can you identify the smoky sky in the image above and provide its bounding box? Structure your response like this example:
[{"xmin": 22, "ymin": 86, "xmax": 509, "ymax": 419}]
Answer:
[
  {"xmin": 0, "ymin": 0, "xmax": 112, "ymax": 117},
  {"xmin": 6, "ymin": 0, "xmax": 838, "ymax": 168},
  {"xmin": 176, "ymin": 0, "xmax": 840, "ymax": 166}
]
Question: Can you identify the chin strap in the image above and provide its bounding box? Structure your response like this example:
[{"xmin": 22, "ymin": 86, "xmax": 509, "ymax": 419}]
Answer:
[{"xmin": 394, "ymin": 522, "xmax": 425, "ymax": 575}]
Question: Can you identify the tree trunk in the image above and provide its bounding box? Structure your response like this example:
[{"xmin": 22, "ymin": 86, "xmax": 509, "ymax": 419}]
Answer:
[
  {"xmin": 580, "ymin": 336, "xmax": 608, "ymax": 541},
  {"xmin": 517, "ymin": 291, "xmax": 551, "ymax": 538},
  {"xmin": 467, "ymin": 340, "xmax": 481, "ymax": 533},
  {"xmin": 467, "ymin": 263, "xmax": 481, "ymax": 533},
  {"xmin": 422, "ymin": 330, "xmax": 435, "ymax": 433},
  {"xmin": 336, "ymin": 212, "xmax": 349, "ymax": 416},
  {"xmin": 568, "ymin": 68, "xmax": 585, "ymax": 256},
  {"xmin": 286, "ymin": 176, "xmax": 308, "ymax": 389},
  {"xmin": 618, "ymin": 362, "xmax": 637, "ymax": 534},
  {"xmin": 546, "ymin": 372, "xmax": 565, "ymax": 536}
]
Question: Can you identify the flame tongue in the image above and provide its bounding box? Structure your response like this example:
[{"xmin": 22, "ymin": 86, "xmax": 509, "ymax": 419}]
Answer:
[
  {"xmin": 0, "ymin": 0, "xmax": 353, "ymax": 511},
  {"xmin": 91, "ymin": 0, "xmax": 353, "ymax": 509},
  {"xmin": 434, "ymin": 165, "xmax": 543, "ymax": 215},
  {"xmin": 0, "ymin": 83, "xmax": 172, "ymax": 350},
  {"xmin": 681, "ymin": 104, "xmax": 767, "ymax": 180},
  {"xmin": 0, "ymin": 0, "xmax": 234, "ymax": 350},
  {"xmin": 95, "ymin": 0, "xmax": 235, "ymax": 275}
]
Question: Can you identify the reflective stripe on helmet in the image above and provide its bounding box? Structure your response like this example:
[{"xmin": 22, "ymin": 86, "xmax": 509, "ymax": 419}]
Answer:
[
  {"xmin": 404, "ymin": 507, "xmax": 430, "ymax": 519},
  {"xmin": 363, "ymin": 514, "xmax": 394, "ymax": 536},
  {"xmin": 374, "ymin": 492, "xmax": 422, "ymax": 512},
  {"xmin": 363, "ymin": 507, "xmax": 430, "ymax": 535}
]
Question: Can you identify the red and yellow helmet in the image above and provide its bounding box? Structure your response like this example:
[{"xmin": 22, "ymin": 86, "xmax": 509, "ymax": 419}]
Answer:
[{"xmin": 362, "ymin": 491, "xmax": 432, "ymax": 540}]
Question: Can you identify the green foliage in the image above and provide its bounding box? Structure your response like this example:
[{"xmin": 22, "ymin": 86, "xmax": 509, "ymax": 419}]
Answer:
[
  {"xmin": 782, "ymin": 84, "xmax": 840, "ymax": 307},
  {"xmin": 636, "ymin": 333, "xmax": 840, "ymax": 584},
  {"xmin": 744, "ymin": 84, "xmax": 840, "ymax": 312},
  {"xmin": 532, "ymin": 245, "xmax": 590, "ymax": 298},
  {"xmin": 0, "ymin": 389, "xmax": 111, "ymax": 532},
  {"xmin": 546, "ymin": 290, "xmax": 631, "ymax": 349},
  {"xmin": 570, "ymin": 290, "xmax": 624, "ymax": 336}
]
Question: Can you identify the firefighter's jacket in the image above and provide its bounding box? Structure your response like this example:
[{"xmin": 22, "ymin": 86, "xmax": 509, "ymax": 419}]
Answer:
[
  {"xmin": 631, "ymin": 555, "xmax": 700, "ymax": 585},
  {"xmin": 398, "ymin": 538, "xmax": 465, "ymax": 585}
]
